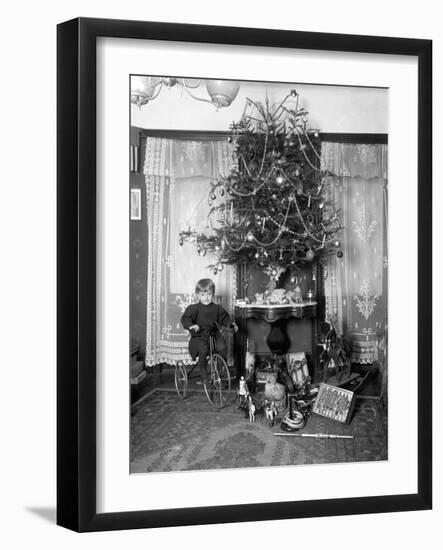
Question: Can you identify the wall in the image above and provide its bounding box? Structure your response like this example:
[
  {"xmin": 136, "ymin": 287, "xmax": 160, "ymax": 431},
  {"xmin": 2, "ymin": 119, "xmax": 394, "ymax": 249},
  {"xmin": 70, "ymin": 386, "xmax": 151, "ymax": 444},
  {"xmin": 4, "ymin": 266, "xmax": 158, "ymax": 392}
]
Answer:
[
  {"xmin": 130, "ymin": 133, "xmax": 148, "ymax": 352},
  {"xmin": 131, "ymin": 83, "xmax": 387, "ymax": 355},
  {"xmin": 3, "ymin": 2, "xmax": 442, "ymax": 550},
  {"xmin": 132, "ymin": 81, "xmax": 388, "ymax": 133}
]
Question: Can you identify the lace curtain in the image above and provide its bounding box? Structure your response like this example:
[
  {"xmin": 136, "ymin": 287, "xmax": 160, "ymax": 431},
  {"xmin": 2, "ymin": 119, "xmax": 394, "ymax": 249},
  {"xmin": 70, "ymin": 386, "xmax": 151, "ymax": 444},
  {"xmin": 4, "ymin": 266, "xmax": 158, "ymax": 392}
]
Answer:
[
  {"xmin": 321, "ymin": 143, "xmax": 388, "ymax": 364},
  {"xmin": 144, "ymin": 138, "xmax": 236, "ymax": 366}
]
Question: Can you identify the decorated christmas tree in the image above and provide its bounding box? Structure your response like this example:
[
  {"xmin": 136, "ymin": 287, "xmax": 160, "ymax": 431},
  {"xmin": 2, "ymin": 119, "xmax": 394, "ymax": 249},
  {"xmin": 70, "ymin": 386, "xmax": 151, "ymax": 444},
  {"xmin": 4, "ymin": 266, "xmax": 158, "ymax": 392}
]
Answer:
[{"xmin": 179, "ymin": 90, "xmax": 343, "ymax": 286}]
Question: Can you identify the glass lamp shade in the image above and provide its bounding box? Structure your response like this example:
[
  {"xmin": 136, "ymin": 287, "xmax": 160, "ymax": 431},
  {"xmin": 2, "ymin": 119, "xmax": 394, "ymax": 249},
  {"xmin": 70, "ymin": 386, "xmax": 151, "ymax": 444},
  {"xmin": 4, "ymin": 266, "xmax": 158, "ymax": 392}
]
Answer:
[
  {"xmin": 205, "ymin": 80, "xmax": 240, "ymax": 108},
  {"xmin": 182, "ymin": 78, "xmax": 201, "ymax": 89},
  {"xmin": 130, "ymin": 76, "xmax": 161, "ymax": 106},
  {"xmin": 161, "ymin": 77, "xmax": 178, "ymax": 87}
]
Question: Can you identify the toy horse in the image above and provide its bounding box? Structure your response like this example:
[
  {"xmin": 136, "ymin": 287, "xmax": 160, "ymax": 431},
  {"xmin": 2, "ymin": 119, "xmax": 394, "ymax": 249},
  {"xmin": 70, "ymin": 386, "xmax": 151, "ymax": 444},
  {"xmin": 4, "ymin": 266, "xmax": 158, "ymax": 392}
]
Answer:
[{"xmin": 248, "ymin": 396, "xmax": 256, "ymax": 422}]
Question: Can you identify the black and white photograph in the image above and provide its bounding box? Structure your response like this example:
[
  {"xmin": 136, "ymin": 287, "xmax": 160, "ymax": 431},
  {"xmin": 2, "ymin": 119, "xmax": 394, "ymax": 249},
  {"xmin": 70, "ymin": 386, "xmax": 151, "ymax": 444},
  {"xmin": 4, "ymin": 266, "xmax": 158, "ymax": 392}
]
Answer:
[{"xmin": 129, "ymin": 76, "xmax": 389, "ymax": 474}]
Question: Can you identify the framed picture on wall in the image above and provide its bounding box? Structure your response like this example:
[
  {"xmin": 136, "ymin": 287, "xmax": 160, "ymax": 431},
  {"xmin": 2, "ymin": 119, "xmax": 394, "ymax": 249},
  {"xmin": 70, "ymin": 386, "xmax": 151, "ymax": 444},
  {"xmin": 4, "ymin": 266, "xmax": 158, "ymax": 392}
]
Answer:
[
  {"xmin": 130, "ymin": 188, "xmax": 141, "ymax": 220},
  {"xmin": 57, "ymin": 17, "xmax": 432, "ymax": 532}
]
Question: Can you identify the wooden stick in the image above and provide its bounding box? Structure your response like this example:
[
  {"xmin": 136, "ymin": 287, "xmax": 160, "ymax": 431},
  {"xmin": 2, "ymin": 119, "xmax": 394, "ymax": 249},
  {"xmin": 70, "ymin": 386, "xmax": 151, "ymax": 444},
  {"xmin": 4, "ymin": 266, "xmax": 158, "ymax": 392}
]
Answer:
[{"xmin": 273, "ymin": 433, "xmax": 354, "ymax": 439}]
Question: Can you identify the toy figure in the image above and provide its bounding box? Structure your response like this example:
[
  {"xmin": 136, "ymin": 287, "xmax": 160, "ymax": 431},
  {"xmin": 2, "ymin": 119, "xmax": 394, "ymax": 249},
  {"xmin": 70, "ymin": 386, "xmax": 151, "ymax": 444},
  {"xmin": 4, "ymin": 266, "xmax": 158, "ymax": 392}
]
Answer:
[
  {"xmin": 264, "ymin": 375, "xmax": 286, "ymax": 402},
  {"xmin": 239, "ymin": 376, "xmax": 248, "ymax": 396},
  {"xmin": 265, "ymin": 401, "xmax": 278, "ymax": 427},
  {"xmin": 238, "ymin": 376, "xmax": 249, "ymax": 409}
]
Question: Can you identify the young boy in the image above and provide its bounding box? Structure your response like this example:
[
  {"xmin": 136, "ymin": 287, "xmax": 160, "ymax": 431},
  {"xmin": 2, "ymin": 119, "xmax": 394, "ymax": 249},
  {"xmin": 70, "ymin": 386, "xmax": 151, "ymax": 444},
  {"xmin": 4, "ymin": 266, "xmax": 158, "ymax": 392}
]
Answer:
[{"xmin": 181, "ymin": 278, "xmax": 237, "ymax": 385}]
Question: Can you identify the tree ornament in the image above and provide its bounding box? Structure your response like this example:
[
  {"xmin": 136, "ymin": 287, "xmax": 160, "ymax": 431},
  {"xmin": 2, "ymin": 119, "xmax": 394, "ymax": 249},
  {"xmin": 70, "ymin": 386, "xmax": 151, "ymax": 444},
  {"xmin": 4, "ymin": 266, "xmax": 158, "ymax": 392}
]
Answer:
[
  {"xmin": 197, "ymin": 245, "xmax": 201, "ymax": 254},
  {"xmin": 213, "ymin": 267, "xmax": 218, "ymax": 275},
  {"xmin": 254, "ymin": 251, "xmax": 260, "ymax": 259},
  {"xmin": 179, "ymin": 238, "xmax": 184, "ymax": 246},
  {"xmin": 333, "ymin": 240, "xmax": 341, "ymax": 248},
  {"xmin": 246, "ymin": 231, "xmax": 254, "ymax": 242},
  {"xmin": 276, "ymin": 175, "xmax": 285, "ymax": 185},
  {"xmin": 210, "ymin": 192, "xmax": 217, "ymax": 200},
  {"xmin": 337, "ymin": 250, "xmax": 344, "ymax": 258},
  {"xmin": 290, "ymin": 89, "xmax": 298, "ymax": 97},
  {"xmin": 305, "ymin": 248, "xmax": 315, "ymax": 262},
  {"xmin": 220, "ymin": 187, "xmax": 225, "ymax": 197},
  {"xmin": 319, "ymin": 201, "xmax": 325, "ymax": 209}
]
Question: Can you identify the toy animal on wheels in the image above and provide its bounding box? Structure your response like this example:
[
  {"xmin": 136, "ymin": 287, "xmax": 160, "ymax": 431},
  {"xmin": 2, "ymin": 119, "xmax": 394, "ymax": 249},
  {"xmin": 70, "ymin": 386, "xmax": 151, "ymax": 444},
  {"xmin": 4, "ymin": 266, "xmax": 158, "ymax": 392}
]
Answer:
[{"xmin": 319, "ymin": 320, "xmax": 352, "ymax": 385}]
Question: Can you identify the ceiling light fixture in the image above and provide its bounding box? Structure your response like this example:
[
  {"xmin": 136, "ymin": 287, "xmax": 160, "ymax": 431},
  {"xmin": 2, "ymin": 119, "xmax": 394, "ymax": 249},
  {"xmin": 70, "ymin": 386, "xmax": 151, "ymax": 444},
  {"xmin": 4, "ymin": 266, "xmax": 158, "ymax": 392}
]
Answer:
[{"xmin": 131, "ymin": 76, "xmax": 240, "ymax": 110}]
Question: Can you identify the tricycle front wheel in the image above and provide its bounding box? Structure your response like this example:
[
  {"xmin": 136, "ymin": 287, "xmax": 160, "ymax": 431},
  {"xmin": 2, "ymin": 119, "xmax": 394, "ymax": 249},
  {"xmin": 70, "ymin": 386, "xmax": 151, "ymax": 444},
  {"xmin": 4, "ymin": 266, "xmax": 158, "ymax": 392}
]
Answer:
[
  {"xmin": 174, "ymin": 361, "xmax": 188, "ymax": 399},
  {"xmin": 204, "ymin": 354, "xmax": 231, "ymax": 408}
]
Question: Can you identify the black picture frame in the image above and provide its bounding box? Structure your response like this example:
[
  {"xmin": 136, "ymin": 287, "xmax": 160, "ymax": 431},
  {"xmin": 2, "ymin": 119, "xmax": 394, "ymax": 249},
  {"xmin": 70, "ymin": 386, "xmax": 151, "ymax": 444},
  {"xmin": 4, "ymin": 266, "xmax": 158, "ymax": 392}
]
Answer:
[{"xmin": 57, "ymin": 17, "xmax": 432, "ymax": 532}]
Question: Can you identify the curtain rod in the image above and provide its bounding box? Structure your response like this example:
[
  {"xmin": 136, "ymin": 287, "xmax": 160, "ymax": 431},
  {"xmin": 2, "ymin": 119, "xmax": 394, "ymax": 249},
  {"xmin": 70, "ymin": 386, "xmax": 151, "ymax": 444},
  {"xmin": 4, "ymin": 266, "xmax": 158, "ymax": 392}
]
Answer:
[{"xmin": 136, "ymin": 129, "xmax": 388, "ymax": 144}]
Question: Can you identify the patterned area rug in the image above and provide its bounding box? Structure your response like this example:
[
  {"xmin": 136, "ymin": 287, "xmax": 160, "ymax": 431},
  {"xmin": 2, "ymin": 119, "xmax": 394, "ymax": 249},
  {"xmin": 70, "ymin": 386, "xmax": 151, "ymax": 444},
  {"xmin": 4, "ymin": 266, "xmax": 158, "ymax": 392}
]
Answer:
[{"xmin": 130, "ymin": 389, "xmax": 387, "ymax": 473}]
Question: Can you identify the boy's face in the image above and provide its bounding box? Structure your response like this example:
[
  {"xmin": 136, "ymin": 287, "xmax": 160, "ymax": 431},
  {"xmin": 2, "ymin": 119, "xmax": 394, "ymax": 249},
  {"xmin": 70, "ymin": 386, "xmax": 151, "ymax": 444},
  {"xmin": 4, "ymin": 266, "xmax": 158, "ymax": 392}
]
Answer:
[{"xmin": 197, "ymin": 289, "xmax": 213, "ymax": 305}]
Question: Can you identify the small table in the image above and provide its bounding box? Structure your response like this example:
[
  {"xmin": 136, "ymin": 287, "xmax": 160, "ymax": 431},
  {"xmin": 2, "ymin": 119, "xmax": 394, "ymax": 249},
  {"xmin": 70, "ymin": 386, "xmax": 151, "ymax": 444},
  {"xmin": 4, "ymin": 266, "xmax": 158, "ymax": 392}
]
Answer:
[{"xmin": 234, "ymin": 302, "xmax": 317, "ymax": 380}]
